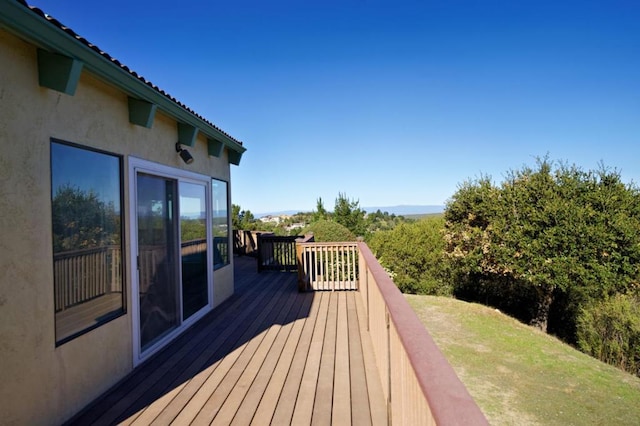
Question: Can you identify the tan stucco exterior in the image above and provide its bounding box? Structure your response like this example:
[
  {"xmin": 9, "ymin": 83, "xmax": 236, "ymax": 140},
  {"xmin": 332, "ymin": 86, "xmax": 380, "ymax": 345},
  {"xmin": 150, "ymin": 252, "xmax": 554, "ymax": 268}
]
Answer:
[{"xmin": 0, "ymin": 28, "xmax": 236, "ymax": 425}]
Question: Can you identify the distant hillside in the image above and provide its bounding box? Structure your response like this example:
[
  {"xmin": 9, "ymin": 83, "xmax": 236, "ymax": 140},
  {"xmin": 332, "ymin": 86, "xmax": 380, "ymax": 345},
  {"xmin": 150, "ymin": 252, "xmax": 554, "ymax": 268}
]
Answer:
[
  {"xmin": 256, "ymin": 205, "xmax": 445, "ymax": 218},
  {"xmin": 363, "ymin": 205, "xmax": 445, "ymax": 216},
  {"xmin": 255, "ymin": 210, "xmax": 300, "ymax": 218},
  {"xmin": 403, "ymin": 212, "xmax": 444, "ymax": 220}
]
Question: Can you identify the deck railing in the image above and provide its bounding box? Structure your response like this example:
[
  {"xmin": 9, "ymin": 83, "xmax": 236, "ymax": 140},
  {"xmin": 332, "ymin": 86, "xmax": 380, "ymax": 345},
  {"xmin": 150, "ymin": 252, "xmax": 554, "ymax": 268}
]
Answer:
[
  {"xmin": 53, "ymin": 246, "xmax": 122, "ymax": 312},
  {"xmin": 296, "ymin": 241, "xmax": 488, "ymax": 425},
  {"xmin": 296, "ymin": 242, "xmax": 358, "ymax": 291},
  {"xmin": 54, "ymin": 239, "xmax": 220, "ymax": 312},
  {"xmin": 233, "ymin": 229, "xmax": 266, "ymax": 256},
  {"xmin": 257, "ymin": 234, "xmax": 299, "ymax": 272}
]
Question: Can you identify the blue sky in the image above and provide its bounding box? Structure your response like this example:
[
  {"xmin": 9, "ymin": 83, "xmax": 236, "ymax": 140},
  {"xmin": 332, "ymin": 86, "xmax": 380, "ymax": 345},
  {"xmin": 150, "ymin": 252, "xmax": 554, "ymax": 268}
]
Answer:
[{"xmin": 32, "ymin": 0, "xmax": 640, "ymax": 214}]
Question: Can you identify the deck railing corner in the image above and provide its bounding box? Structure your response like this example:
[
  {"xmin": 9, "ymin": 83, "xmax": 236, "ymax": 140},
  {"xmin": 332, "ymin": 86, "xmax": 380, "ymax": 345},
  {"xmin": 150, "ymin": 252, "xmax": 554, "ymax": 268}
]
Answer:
[{"xmin": 260, "ymin": 238, "xmax": 488, "ymax": 424}]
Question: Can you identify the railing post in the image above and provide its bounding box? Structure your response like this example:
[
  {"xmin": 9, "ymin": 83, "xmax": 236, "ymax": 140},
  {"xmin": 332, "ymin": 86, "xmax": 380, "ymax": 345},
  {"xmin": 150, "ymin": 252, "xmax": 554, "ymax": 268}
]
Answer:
[
  {"xmin": 257, "ymin": 233, "xmax": 265, "ymax": 273},
  {"xmin": 296, "ymin": 243, "xmax": 307, "ymax": 292}
]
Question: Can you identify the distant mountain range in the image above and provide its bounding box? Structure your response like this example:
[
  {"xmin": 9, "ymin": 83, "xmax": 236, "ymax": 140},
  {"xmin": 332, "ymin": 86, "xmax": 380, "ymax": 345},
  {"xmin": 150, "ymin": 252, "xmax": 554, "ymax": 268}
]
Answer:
[
  {"xmin": 256, "ymin": 205, "xmax": 445, "ymax": 218},
  {"xmin": 363, "ymin": 205, "xmax": 445, "ymax": 215}
]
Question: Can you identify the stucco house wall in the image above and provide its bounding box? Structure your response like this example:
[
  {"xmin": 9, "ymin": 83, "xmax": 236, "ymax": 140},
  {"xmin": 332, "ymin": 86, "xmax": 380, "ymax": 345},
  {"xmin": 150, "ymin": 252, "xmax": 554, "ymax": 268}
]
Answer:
[{"xmin": 0, "ymin": 11, "xmax": 239, "ymax": 425}]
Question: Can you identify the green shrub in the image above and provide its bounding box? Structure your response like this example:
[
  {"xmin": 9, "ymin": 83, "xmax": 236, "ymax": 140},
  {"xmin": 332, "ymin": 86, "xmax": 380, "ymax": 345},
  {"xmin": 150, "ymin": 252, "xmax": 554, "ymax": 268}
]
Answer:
[
  {"xmin": 368, "ymin": 217, "xmax": 452, "ymax": 295},
  {"xmin": 444, "ymin": 159, "xmax": 640, "ymax": 336},
  {"xmin": 304, "ymin": 220, "xmax": 356, "ymax": 242},
  {"xmin": 577, "ymin": 293, "xmax": 640, "ymax": 377}
]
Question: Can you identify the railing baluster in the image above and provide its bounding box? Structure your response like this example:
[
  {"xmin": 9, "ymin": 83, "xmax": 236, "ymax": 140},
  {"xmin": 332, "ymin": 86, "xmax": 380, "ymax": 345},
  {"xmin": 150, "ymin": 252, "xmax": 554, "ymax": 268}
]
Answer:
[
  {"xmin": 53, "ymin": 245, "xmax": 125, "ymax": 311},
  {"xmin": 295, "ymin": 242, "xmax": 358, "ymax": 292}
]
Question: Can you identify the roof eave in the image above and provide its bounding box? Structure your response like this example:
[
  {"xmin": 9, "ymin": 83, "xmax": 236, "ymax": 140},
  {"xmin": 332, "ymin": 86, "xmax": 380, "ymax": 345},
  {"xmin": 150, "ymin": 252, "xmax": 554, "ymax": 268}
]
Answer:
[{"xmin": 0, "ymin": 1, "xmax": 246, "ymax": 157}]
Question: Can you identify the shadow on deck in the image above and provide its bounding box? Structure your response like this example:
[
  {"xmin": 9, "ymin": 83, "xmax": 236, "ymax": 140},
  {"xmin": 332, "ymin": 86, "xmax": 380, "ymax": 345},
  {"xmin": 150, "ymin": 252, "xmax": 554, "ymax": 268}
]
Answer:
[{"xmin": 67, "ymin": 256, "xmax": 387, "ymax": 425}]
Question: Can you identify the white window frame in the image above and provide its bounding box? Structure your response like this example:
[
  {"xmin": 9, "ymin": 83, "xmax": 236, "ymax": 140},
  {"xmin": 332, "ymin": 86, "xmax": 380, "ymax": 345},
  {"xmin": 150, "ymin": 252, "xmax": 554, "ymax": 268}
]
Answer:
[{"xmin": 211, "ymin": 177, "xmax": 231, "ymax": 270}]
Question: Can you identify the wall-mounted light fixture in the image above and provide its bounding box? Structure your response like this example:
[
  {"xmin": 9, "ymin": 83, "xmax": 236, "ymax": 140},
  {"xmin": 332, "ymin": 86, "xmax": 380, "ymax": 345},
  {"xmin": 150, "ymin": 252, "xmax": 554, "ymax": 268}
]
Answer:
[{"xmin": 175, "ymin": 142, "xmax": 194, "ymax": 164}]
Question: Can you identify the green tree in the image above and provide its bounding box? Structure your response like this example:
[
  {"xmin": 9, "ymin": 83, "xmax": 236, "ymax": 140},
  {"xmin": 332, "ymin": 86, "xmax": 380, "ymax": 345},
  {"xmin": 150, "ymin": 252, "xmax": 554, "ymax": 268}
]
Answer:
[
  {"xmin": 366, "ymin": 209, "xmax": 410, "ymax": 233},
  {"xmin": 240, "ymin": 209, "xmax": 256, "ymax": 229},
  {"xmin": 52, "ymin": 184, "xmax": 120, "ymax": 252},
  {"xmin": 181, "ymin": 218, "xmax": 206, "ymax": 242},
  {"xmin": 231, "ymin": 203, "xmax": 259, "ymax": 230},
  {"xmin": 231, "ymin": 204, "xmax": 242, "ymax": 229},
  {"xmin": 312, "ymin": 197, "xmax": 329, "ymax": 222},
  {"xmin": 304, "ymin": 220, "xmax": 355, "ymax": 242},
  {"xmin": 333, "ymin": 193, "xmax": 366, "ymax": 237},
  {"xmin": 445, "ymin": 159, "xmax": 640, "ymax": 335}
]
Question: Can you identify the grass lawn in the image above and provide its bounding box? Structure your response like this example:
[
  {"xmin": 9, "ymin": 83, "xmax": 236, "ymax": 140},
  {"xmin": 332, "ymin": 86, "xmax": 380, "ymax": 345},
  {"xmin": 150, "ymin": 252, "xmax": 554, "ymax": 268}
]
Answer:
[{"xmin": 405, "ymin": 295, "xmax": 640, "ymax": 426}]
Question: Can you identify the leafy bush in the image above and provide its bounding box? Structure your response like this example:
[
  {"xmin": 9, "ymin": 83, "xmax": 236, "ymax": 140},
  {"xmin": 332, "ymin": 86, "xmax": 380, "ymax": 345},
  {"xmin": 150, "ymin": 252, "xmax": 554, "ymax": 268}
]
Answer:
[
  {"xmin": 368, "ymin": 217, "xmax": 452, "ymax": 295},
  {"xmin": 577, "ymin": 293, "xmax": 640, "ymax": 377},
  {"xmin": 304, "ymin": 220, "xmax": 356, "ymax": 242},
  {"xmin": 444, "ymin": 158, "xmax": 640, "ymax": 337}
]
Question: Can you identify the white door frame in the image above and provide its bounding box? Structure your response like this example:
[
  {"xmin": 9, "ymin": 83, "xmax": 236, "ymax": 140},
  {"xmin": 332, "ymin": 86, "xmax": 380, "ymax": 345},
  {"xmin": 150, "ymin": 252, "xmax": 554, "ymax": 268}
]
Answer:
[{"xmin": 128, "ymin": 157, "xmax": 214, "ymax": 366}]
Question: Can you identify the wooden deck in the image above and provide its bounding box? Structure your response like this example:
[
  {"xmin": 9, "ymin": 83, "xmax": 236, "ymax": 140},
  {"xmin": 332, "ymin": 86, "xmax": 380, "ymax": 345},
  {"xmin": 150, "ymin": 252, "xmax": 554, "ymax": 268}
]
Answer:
[{"xmin": 68, "ymin": 256, "xmax": 387, "ymax": 425}]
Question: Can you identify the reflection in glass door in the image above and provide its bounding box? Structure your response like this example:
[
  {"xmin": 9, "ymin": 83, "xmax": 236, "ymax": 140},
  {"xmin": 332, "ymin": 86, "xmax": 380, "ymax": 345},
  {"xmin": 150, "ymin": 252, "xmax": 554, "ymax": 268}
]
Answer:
[
  {"xmin": 136, "ymin": 173, "xmax": 179, "ymax": 351},
  {"xmin": 179, "ymin": 182, "xmax": 208, "ymax": 319}
]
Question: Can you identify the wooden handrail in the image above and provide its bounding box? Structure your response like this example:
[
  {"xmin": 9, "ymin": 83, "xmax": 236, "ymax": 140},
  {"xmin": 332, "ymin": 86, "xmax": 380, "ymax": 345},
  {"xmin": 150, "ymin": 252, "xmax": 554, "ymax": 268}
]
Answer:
[
  {"xmin": 357, "ymin": 242, "xmax": 488, "ymax": 425},
  {"xmin": 295, "ymin": 240, "xmax": 487, "ymax": 423}
]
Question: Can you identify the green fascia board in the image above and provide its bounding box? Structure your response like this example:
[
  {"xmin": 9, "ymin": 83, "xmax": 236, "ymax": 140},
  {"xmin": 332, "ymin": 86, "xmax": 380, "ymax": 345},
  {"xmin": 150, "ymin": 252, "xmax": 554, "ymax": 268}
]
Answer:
[
  {"xmin": 127, "ymin": 97, "xmax": 157, "ymax": 128},
  {"xmin": 228, "ymin": 149, "xmax": 243, "ymax": 166},
  {"xmin": 177, "ymin": 122, "xmax": 198, "ymax": 146},
  {"xmin": 0, "ymin": 1, "xmax": 246, "ymax": 160},
  {"xmin": 37, "ymin": 49, "xmax": 83, "ymax": 95},
  {"xmin": 207, "ymin": 138, "xmax": 224, "ymax": 157}
]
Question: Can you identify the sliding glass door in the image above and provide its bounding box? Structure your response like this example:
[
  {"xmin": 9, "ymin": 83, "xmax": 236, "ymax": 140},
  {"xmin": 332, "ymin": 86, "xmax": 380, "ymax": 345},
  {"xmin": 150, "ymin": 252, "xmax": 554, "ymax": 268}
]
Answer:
[
  {"xmin": 136, "ymin": 173, "xmax": 180, "ymax": 351},
  {"xmin": 131, "ymin": 160, "xmax": 215, "ymax": 362}
]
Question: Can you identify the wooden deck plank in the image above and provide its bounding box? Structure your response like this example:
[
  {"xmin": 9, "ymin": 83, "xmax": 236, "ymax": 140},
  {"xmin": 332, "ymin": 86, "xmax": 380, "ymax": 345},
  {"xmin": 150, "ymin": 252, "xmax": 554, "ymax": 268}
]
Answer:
[
  {"xmin": 229, "ymin": 292, "xmax": 313, "ymax": 425},
  {"xmin": 55, "ymin": 293, "xmax": 123, "ymax": 343},
  {"xmin": 127, "ymin": 277, "xmax": 285, "ymax": 425},
  {"xmin": 354, "ymin": 292, "xmax": 389, "ymax": 426},
  {"xmin": 347, "ymin": 292, "xmax": 373, "ymax": 426},
  {"xmin": 247, "ymin": 292, "xmax": 322, "ymax": 426},
  {"xmin": 310, "ymin": 291, "xmax": 338, "ymax": 426},
  {"xmin": 137, "ymin": 277, "xmax": 294, "ymax": 426},
  {"xmin": 72, "ymin": 259, "xmax": 285, "ymax": 425},
  {"xmin": 190, "ymin": 286, "xmax": 301, "ymax": 425},
  {"xmin": 121, "ymin": 272, "xmax": 286, "ymax": 425},
  {"xmin": 67, "ymin": 257, "xmax": 390, "ymax": 426},
  {"xmin": 169, "ymin": 277, "xmax": 296, "ymax": 425},
  {"xmin": 333, "ymin": 292, "xmax": 352, "ymax": 426},
  {"xmin": 125, "ymin": 381, "xmax": 188, "ymax": 426},
  {"xmin": 143, "ymin": 275, "xmax": 289, "ymax": 424},
  {"xmin": 208, "ymin": 291, "xmax": 306, "ymax": 424},
  {"xmin": 274, "ymin": 292, "xmax": 329, "ymax": 425}
]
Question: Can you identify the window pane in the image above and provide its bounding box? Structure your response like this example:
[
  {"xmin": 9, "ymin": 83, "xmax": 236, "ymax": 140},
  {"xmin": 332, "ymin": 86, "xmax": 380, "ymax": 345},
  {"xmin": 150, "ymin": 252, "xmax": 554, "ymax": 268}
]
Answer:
[
  {"xmin": 51, "ymin": 141, "xmax": 124, "ymax": 344},
  {"xmin": 212, "ymin": 179, "xmax": 229, "ymax": 269},
  {"xmin": 180, "ymin": 182, "xmax": 208, "ymax": 319},
  {"xmin": 137, "ymin": 174, "xmax": 179, "ymax": 350}
]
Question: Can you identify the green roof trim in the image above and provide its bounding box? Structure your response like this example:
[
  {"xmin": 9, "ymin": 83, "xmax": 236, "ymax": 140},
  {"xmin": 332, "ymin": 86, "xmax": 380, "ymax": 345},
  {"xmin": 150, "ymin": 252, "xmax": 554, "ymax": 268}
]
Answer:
[
  {"xmin": 127, "ymin": 97, "xmax": 157, "ymax": 128},
  {"xmin": 0, "ymin": 1, "xmax": 246, "ymax": 162},
  {"xmin": 37, "ymin": 49, "xmax": 83, "ymax": 95},
  {"xmin": 207, "ymin": 138, "xmax": 224, "ymax": 158},
  {"xmin": 177, "ymin": 122, "xmax": 198, "ymax": 146},
  {"xmin": 228, "ymin": 149, "xmax": 243, "ymax": 166}
]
